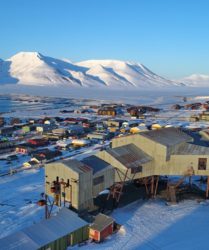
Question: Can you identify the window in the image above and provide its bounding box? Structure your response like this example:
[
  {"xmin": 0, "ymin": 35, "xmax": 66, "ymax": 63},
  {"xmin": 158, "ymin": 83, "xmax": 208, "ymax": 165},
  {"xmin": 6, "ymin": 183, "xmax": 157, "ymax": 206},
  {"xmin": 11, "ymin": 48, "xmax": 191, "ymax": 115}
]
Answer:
[
  {"xmin": 198, "ymin": 158, "xmax": 207, "ymax": 170},
  {"xmin": 93, "ymin": 175, "xmax": 104, "ymax": 185},
  {"xmin": 131, "ymin": 166, "xmax": 142, "ymax": 174}
]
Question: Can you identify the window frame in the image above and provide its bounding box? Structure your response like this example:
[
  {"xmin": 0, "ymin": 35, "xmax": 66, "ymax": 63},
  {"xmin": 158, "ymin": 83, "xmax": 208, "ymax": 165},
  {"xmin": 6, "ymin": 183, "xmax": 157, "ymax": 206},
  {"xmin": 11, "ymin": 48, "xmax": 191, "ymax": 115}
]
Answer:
[{"xmin": 198, "ymin": 158, "xmax": 207, "ymax": 170}]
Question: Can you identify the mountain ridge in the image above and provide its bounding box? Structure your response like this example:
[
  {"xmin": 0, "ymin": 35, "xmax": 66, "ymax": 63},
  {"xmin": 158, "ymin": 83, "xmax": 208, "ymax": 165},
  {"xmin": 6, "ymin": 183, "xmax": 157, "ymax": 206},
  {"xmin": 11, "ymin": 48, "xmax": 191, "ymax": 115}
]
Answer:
[
  {"xmin": 0, "ymin": 51, "xmax": 206, "ymax": 88},
  {"xmin": 180, "ymin": 74, "xmax": 209, "ymax": 87}
]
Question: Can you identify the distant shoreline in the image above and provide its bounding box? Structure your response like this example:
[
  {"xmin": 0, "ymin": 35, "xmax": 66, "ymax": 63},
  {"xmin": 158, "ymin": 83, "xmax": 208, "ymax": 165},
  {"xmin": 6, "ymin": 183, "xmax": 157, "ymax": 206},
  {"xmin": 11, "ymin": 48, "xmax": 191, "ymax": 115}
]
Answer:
[{"xmin": 1, "ymin": 86, "xmax": 209, "ymax": 116}]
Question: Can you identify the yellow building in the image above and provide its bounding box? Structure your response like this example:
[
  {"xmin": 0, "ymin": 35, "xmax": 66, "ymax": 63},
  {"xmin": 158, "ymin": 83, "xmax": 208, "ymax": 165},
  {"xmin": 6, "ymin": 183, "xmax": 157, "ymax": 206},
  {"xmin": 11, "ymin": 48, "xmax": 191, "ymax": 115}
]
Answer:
[
  {"xmin": 98, "ymin": 127, "xmax": 209, "ymax": 200},
  {"xmin": 102, "ymin": 128, "xmax": 209, "ymax": 177},
  {"xmin": 151, "ymin": 123, "xmax": 162, "ymax": 130},
  {"xmin": 45, "ymin": 156, "xmax": 114, "ymax": 211},
  {"xmin": 45, "ymin": 128, "xmax": 209, "ymax": 210}
]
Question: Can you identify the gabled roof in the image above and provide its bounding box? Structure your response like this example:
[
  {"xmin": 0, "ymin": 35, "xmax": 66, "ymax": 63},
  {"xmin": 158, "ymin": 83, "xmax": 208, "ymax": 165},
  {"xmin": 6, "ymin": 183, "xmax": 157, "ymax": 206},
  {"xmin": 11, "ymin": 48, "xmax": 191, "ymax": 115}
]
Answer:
[
  {"xmin": 82, "ymin": 155, "xmax": 112, "ymax": 174},
  {"xmin": 139, "ymin": 128, "xmax": 193, "ymax": 147},
  {"xmin": 48, "ymin": 159, "xmax": 92, "ymax": 174},
  {"xmin": 106, "ymin": 143, "xmax": 152, "ymax": 168},
  {"xmin": 23, "ymin": 207, "xmax": 88, "ymax": 246},
  {"xmin": 90, "ymin": 213, "xmax": 114, "ymax": 232},
  {"xmin": 171, "ymin": 143, "xmax": 209, "ymax": 155},
  {"xmin": 0, "ymin": 207, "xmax": 88, "ymax": 250},
  {"xmin": 0, "ymin": 231, "xmax": 39, "ymax": 250}
]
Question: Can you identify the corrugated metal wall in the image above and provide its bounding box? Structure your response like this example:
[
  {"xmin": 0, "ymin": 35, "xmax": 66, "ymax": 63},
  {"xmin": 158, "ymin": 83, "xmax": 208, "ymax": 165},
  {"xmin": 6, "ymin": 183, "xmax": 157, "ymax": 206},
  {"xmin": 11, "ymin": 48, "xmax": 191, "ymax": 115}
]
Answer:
[
  {"xmin": 92, "ymin": 166, "xmax": 115, "ymax": 197},
  {"xmin": 40, "ymin": 226, "xmax": 89, "ymax": 250}
]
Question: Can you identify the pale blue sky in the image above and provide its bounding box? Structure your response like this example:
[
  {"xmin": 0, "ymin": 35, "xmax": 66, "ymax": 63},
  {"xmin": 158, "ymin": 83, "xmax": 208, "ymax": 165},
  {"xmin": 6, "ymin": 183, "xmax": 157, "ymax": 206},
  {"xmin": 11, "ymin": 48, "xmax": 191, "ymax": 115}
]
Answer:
[{"xmin": 0, "ymin": 0, "xmax": 209, "ymax": 78}]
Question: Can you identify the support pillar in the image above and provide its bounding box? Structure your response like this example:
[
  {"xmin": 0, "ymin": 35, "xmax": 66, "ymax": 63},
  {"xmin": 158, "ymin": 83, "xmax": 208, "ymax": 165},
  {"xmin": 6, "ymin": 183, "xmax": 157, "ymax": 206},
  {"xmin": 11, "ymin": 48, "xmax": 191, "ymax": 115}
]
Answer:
[
  {"xmin": 206, "ymin": 176, "xmax": 209, "ymax": 198},
  {"xmin": 150, "ymin": 176, "xmax": 154, "ymax": 198},
  {"xmin": 154, "ymin": 176, "xmax": 159, "ymax": 197},
  {"xmin": 45, "ymin": 194, "xmax": 48, "ymax": 219},
  {"xmin": 107, "ymin": 170, "xmax": 128, "ymax": 203},
  {"xmin": 168, "ymin": 185, "xmax": 177, "ymax": 204},
  {"xmin": 143, "ymin": 177, "xmax": 149, "ymax": 195}
]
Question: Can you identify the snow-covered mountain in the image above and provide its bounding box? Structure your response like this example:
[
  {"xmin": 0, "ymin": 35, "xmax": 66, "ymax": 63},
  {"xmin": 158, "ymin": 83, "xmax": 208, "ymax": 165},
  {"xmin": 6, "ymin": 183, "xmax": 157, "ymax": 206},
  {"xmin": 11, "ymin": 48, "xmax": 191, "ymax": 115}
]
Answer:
[
  {"xmin": 181, "ymin": 74, "xmax": 209, "ymax": 87},
  {"xmin": 0, "ymin": 52, "xmax": 101, "ymax": 87},
  {"xmin": 0, "ymin": 51, "xmax": 184, "ymax": 88},
  {"xmin": 77, "ymin": 60, "xmax": 183, "ymax": 87}
]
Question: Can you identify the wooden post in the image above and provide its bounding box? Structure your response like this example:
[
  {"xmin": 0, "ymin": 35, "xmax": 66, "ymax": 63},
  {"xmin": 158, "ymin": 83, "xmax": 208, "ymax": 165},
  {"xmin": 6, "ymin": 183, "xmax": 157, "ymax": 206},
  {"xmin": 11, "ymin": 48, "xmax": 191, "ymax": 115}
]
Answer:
[
  {"xmin": 107, "ymin": 186, "xmax": 113, "ymax": 200},
  {"xmin": 143, "ymin": 178, "xmax": 149, "ymax": 195},
  {"xmin": 154, "ymin": 176, "xmax": 159, "ymax": 197},
  {"xmin": 48, "ymin": 200, "xmax": 54, "ymax": 218},
  {"xmin": 45, "ymin": 194, "xmax": 48, "ymax": 219},
  {"xmin": 116, "ymin": 169, "xmax": 128, "ymax": 202},
  {"xmin": 206, "ymin": 176, "xmax": 209, "ymax": 198},
  {"xmin": 169, "ymin": 185, "xmax": 177, "ymax": 204},
  {"xmin": 150, "ymin": 176, "xmax": 154, "ymax": 198},
  {"xmin": 63, "ymin": 185, "xmax": 66, "ymax": 207},
  {"xmin": 107, "ymin": 169, "xmax": 128, "ymax": 203}
]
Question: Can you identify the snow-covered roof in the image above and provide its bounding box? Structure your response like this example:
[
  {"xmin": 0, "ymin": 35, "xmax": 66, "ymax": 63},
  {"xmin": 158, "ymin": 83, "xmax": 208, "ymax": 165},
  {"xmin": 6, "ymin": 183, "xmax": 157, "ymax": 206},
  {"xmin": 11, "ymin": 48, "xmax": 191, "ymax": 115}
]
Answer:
[
  {"xmin": 0, "ymin": 207, "xmax": 88, "ymax": 249},
  {"xmin": 0, "ymin": 231, "xmax": 39, "ymax": 250}
]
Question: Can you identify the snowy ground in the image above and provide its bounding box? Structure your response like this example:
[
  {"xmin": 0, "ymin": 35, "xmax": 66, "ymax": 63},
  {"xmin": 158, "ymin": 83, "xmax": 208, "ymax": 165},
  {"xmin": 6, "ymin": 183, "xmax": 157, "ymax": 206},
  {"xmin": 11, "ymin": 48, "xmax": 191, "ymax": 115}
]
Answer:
[
  {"xmin": 1, "ymin": 87, "xmax": 209, "ymax": 248},
  {"xmin": 78, "ymin": 199, "xmax": 209, "ymax": 250},
  {"xmin": 2, "ymin": 167, "xmax": 209, "ymax": 250},
  {"xmin": 1, "ymin": 87, "xmax": 209, "ymax": 131},
  {"xmin": 1, "ymin": 164, "xmax": 209, "ymax": 250},
  {"xmin": 0, "ymin": 169, "xmax": 45, "ymax": 238},
  {"xmin": 0, "ymin": 143, "xmax": 104, "ymax": 239},
  {"xmin": 1, "ymin": 85, "xmax": 209, "ymax": 106}
]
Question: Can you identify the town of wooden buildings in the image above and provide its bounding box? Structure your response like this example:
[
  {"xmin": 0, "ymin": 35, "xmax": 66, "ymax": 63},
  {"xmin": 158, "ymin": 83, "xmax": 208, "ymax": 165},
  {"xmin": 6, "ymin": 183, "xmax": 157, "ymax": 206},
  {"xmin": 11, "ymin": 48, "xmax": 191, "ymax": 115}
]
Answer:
[{"xmin": 1, "ymin": 101, "xmax": 209, "ymax": 249}]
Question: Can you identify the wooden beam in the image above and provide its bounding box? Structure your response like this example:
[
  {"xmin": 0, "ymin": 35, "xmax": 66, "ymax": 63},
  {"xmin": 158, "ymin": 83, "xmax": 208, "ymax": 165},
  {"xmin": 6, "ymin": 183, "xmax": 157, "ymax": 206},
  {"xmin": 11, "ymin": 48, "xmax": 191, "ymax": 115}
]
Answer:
[
  {"xmin": 115, "ymin": 168, "xmax": 133, "ymax": 181},
  {"xmin": 48, "ymin": 200, "xmax": 55, "ymax": 219},
  {"xmin": 115, "ymin": 168, "xmax": 123, "ymax": 182},
  {"xmin": 154, "ymin": 176, "xmax": 159, "ymax": 197},
  {"xmin": 107, "ymin": 169, "xmax": 129, "ymax": 203},
  {"xmin": 143, "ymin": 177, "xmax": 149, "ymax": 195},
  {"xmin": 45, "ymin": 194, "xmax": 48, "ymax": 219},
  {"xmin": 116, "ymin": 169, "xmax": 129, "ymax": 202},
  {"xmin": 150, "ymin": 176, "xmax": 154, "ymax": 197},
  {"xmin": 168, "ymin": 185, "xmax": 177, "ymax": 204},
  {"xmin": 206, "ymin": 176, "xmax": 209, "ymax": 198}
]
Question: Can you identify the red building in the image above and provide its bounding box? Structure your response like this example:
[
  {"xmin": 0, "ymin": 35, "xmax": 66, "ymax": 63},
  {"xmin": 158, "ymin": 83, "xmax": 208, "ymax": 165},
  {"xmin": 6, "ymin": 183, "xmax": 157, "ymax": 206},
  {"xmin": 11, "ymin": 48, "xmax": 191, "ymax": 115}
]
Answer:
[
  {"xmin": 89, "ymin": 213, "xmax": 114, "ymax": 242},
  {"xmin": 27, "ymin": 138, "xmax": 48, "ymax": 147},
  {"xmin": 16, "ymin": 145, "xmax": 31, "ymax": 154}
]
